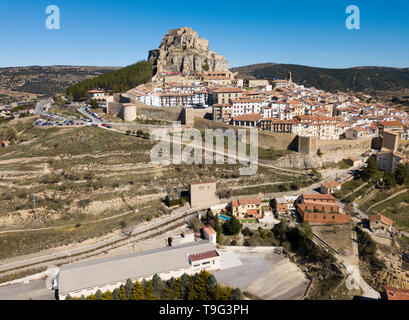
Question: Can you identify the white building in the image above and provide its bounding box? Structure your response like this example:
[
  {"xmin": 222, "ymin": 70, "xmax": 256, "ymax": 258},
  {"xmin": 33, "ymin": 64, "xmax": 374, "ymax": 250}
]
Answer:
[
  {"xmin": 57, "ymin": 240, "xmax": 220, "ymax": 300},
  {"xmin": 202, "ymin": 225, "xmax": 217, "ymax": 244}
]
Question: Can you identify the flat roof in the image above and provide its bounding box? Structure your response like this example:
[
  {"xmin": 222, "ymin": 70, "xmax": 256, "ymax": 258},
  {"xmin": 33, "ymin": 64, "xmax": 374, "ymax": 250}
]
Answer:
[{"xmin": 58, "ymin": 240, "xmax": 215, "ymax": 295}]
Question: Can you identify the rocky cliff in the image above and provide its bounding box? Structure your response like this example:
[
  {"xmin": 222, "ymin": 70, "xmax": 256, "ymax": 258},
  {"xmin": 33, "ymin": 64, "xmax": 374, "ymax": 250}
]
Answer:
[{"xmin": 148, "ymin": 27, "xmax": 228, "ymax": 75}]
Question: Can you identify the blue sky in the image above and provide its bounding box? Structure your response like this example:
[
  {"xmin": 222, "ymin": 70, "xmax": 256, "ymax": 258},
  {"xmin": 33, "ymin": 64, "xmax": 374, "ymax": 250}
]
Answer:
[{"xmin": 0, "ymin": 0, "xmax": 408, "ymax": 68}]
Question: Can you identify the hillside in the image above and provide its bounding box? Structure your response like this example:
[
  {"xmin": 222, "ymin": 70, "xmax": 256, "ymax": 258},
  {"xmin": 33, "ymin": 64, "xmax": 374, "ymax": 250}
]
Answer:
[
  {"xmin": 66, "ymin": 61, "xmax": 153, "ymax": 100},
  {"xmin": 231, "ymin": 63, "xmax": 409, "ymax": 106},
  {"xmin": 0, "ymin": 66, "xmax": 118, "ymax": 105}
]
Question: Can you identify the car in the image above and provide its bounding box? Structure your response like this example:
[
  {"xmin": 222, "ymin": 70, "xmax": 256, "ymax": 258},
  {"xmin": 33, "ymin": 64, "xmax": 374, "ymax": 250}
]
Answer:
[
  {"xmin": 106, "ymin": 125, "xmax": 112, "ymax": 129},
  {"xmin": 335, "ymin": 178, "xmax": 342, "ymax": 183},
  {"xmin": 101, "ymin": 123, "xmax": 107, "ymax": 127},
  {"xmin": 352, "ymin": 203, "xmax": 357, "ymax": 208}
]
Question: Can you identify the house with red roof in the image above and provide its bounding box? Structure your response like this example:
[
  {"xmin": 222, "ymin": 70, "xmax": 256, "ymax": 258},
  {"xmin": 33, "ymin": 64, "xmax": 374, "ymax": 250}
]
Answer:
[
  {"xmin": 202, "ymin": 225, "xmax": 217, "ymax": 244},
  {"xmin": 382, "ymin": 286, "xmax": 409, "ymax": 300},
  {"xmin": 231, "ymin": 198, "xmax": 263, "ymax": 219},
  {"xmin": 369, "ymin": 215, "xmax": 394, "ymax": 232}
]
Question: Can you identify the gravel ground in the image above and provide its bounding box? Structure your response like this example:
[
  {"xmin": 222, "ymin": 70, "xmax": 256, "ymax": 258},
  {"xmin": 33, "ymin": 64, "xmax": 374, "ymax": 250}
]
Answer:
[{"xmin": 214, "ymin": 251, "xmax": 310, "ymax": 300}]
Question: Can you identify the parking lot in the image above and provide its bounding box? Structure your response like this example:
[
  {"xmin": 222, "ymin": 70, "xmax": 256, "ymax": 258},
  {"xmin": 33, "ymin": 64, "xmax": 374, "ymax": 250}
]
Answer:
[
  {"xmin": 215, "ymin": 250, "xmax": 310, "ymax": 300},
  {"xmin": 0, "ymin": 280, "xmax": 54, "ymax": 300}
]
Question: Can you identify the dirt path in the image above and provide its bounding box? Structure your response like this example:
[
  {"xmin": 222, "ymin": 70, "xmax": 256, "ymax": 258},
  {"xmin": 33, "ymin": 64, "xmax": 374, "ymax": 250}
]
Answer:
[
  {"xmin": 366, "ymin": 188, "xmax": 408, "ymax": 212},
  {"xmin": 341, "ymin": 181, "xmax": 371, "ymax": 201}
]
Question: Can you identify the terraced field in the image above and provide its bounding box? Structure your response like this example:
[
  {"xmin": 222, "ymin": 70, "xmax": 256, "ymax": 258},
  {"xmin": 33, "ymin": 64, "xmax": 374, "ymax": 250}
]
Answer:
[{"xmin": 0, "ymin": 121, "xmax": 311, "ymax": 258}]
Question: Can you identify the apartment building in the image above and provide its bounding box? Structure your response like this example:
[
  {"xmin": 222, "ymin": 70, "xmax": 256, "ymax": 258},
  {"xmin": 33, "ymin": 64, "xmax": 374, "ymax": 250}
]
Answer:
[
  {"xmin": 296, "ymin": 194, "xmax": 349, "ymax": 225},
  {"xmin": 212, "ymin": 88, "xmax": 243, "ymax": 105}
]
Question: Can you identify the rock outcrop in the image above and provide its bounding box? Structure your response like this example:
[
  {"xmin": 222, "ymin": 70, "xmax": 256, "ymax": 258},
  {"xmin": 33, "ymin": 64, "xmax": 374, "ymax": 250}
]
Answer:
[{"xmin": 148, "ymin": 27, "xmax": 228, "ymax": 75}]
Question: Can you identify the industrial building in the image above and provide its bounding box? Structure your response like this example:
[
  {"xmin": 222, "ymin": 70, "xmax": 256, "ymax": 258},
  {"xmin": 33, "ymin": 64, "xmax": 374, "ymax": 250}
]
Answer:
[{"xmin": 57, "ymin": 240, "xmax": 219, "ymax": 300}]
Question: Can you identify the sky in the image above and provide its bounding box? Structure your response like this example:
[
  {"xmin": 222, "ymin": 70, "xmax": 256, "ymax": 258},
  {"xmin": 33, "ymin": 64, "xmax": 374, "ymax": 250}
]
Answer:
[{"xmin": 0, "ymin": 0, "xmax": 408, "ymax": 69}]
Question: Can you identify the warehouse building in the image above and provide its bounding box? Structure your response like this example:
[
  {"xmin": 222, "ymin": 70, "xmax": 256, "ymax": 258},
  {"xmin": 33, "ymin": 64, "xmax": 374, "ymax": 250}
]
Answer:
[{"xmin": 57, "ymin": 240, "xmax": 219, "ymax": 300}]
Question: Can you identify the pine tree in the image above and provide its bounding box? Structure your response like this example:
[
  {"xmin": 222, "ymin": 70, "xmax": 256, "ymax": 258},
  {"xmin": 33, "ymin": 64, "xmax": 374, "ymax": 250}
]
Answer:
[
  {"xmin": 206, "ymin": 274, "xmax": 218, "ymax": 299},
  {"xmin": 112, "ymin": 288, "xmax": 120, "ymax": 300},
  {"xmin": 192, "ymin": 271, "xmax": 210, "ymax": 300},
  {"xmin": 180, "ymin": 273, "xmax": 190, "ymax": 300},
  {"xmin": 230, "ymin": 288, "xmax": 243, "ymax": 300},
  {"xmin": 152, "ymin": 274, "xmax": 164, "ymax": 299},
  {"xmin": 144, "ymin": 281, "xmax": 156, "ymax": 300},
  {"xmin": 101, "ymin": 290, "xmax": 113, "ymax": 300},
  {"xmin": 95, "ymin": 289, "xmax": 103, "ymax": 300},
  {"xmin": 173, "ymin": 278, "xmax": 182, "ymax": 300},
  {"xmin": 131, "ymin": 281, "xmax": 145, "ymax": 300},
  {"xmin": 119, "ymin": 285, "xmax": 126, "ymax": 300},
  {"xmin": 125, "ymin": 279, "xmax": 133, "ymax": 300}
]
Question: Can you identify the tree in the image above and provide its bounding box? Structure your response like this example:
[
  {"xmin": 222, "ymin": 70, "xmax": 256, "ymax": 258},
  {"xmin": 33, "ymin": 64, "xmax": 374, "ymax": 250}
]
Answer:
[
  {"xmin": 112, "ymin": 288, "xmax": 120, "ymax": 300},
  {"xmin": 90, "ymin": 99, "xmax": 99, "ymax": 109},
  {"xmin": 361, "ymin": 156, "xmax": 379, "ymax": 181},
  {"xmin": 101, "ymin": 290, "xmax": 113, "ymax": 300},
  {"xmin": 223, "ymin": 216, "xmax": 242, "ymax": 236},
  {"xmin": 384, "ymin": 173, "xmax": 396, "ymax": 190},
  {"xmin": 394, "ymin": 164, "xmax": 408, "ymax": 186},
  {"xmin": 180, "ymin": 273, "xmax": 191, "ymax": 300},
  {"xmin": 206, "ymin": 274, "xmax": 218, "ymax": 299},
  {"xmin": 125, "ymin": 279, "xmax": 133, "ymax": 300},
  {"xmin": 119, "ymin": 285, "xmax": 126, "ymax": 300},
  {"xmin": 230, "ymin": 288, "xmax": 243, "ymax": 300},
  {"xmin": 66, "ymin": 61, "xmax": 153, "ymax": 100},
  {"xmin": 273, "ymin": 221, "xmax": 287, "ymax": 243},
  {"xmin": 95, "ymin": 289, "xmax": 103, "ymax": 300},
  {"xmin": 131, "ymin": 281, "xmax": 145, "ymax": 300},
  {"xmin": 143, "ymin": 281, "xmax": 157, "ymax": 300},
  {"xmin": 152, "ymin": 274, "xmax": 164, "ymax": 298},
  {"xmin": 202, "ymin": 64, "xmax": 210, "ymax": 72}
]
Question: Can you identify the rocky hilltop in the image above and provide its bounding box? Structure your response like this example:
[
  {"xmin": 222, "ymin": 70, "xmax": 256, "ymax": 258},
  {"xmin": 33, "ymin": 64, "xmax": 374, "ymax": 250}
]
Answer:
[{"xmin": 148, "ymin": 27, "xmax": 228, "ymax": 75}]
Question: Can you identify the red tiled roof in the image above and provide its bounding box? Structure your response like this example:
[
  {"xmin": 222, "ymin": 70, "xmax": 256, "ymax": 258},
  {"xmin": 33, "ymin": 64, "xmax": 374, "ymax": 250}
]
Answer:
[
  {"xmin": 203, "ymin": 225, "xmax": 216, "ymax": 236},
  {"xmin": 232, "ymin": 198, "xmax": 262, "ymax": 207},
  {"xmin": 321, "ymin": 181, "xmax": 341, "ymax": 189},
  {"xmin": 232, "ymin": 114, "xmax": 263, "ymax": 122},
  {"xmin": 384, "ymin": 286, "xmax": 409, "ymax": 300},
  {"xmin": 370, "ymin": 215, "xmax": 393, "ymax": 227},
  {"xmin": 302, "ymin": 194, "xmax": 336, "ymax": 201},
  {"xmin": 378, "ymin": 121, "xmax": 403, "ymax": 127},
  {"xmin": 246, "ymin": 209, "xmax": 259, "ymax": 217},
  {"xmin": 189, "ymin": 250, "xmax": 219, "ymax": 262},
  {"xmin": 212, "ymin": 88, "xmax": 243, "ymax": 93}
]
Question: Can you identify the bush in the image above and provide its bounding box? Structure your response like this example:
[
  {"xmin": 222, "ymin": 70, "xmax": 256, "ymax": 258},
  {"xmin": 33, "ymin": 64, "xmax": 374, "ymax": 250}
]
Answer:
[{"xmin": 223, "ymin": 216, "xmax": 242, "ymax": 236}]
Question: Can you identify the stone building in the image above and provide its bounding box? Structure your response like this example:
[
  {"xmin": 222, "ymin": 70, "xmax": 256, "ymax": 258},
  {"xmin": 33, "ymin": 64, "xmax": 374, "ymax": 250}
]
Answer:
[{"xmin": 189, "ymin": 182, "xmax": 217, "ymax": 208}]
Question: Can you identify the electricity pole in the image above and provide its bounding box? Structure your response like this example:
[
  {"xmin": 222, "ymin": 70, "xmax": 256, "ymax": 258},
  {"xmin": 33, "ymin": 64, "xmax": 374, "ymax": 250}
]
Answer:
[{"xmin": 32, "ymin": 193, "xmax": 37, "ymax": 220}]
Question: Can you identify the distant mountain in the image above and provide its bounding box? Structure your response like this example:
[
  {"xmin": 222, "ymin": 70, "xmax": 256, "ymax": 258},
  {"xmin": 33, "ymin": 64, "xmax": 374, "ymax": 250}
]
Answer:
[
  {"xmin": 0, "ymin": 66, "xmax": 119, "ymax": 104},
  {"xmin": 231, "ymin": 63, "xmax": 409, "ymax": 106}
]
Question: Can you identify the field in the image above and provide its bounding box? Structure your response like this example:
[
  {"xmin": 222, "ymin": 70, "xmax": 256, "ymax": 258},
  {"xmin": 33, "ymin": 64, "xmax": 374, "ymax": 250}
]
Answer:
[
  {"xmin": 368, "ymin": 190, "xmax": 409, "ymax": 230},
  {"xmin": 311, "ymin": 224, "xmax": 353, "ymax": 256},
  {"xmin": 0, "ymin": 121, "xmax": 310, "ymax": 259}
]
